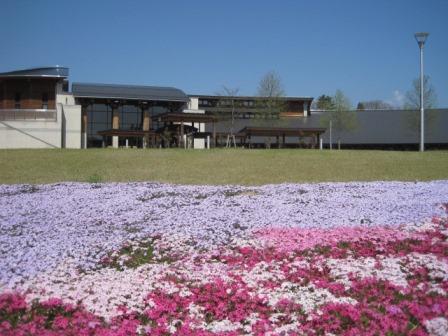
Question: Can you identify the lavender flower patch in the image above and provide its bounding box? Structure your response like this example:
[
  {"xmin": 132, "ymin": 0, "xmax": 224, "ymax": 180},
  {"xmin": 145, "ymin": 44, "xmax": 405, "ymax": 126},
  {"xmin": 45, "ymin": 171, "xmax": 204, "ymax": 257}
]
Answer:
[{"xmin": 0, "ymin": 181, "xmax": 447, "ymax": 289}]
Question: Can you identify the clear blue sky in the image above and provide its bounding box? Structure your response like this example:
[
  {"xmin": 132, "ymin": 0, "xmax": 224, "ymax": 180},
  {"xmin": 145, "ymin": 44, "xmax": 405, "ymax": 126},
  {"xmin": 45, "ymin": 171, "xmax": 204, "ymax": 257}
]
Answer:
[{"xmin": 1, "ymin": 0, "xmax": 447, "ymax": 107}]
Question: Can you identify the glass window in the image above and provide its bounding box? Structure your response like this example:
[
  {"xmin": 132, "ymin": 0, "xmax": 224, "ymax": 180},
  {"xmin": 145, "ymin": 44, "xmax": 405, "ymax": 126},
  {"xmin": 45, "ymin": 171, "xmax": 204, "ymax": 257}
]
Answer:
[
  {"xmin": 42, "ymin": 93, "xmax": 48, "ymax": 109},
  {"xmin": 120, "ymin": 104, "xmax": 142, "ymax": 130},
  {"xmin": 14, "ymin": 93, "xmax": 21, "ymax": 109},
  {"xmin": 87, "ymin": 104, "xmax": 113, "ymax": 147}
]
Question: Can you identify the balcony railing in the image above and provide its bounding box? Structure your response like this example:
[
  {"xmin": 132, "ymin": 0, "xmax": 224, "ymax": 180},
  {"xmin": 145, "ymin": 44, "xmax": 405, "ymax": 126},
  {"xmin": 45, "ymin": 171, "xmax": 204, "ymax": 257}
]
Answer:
[{"xmin": 0, "ymin": 109, "xmax": 57, "ymax": 121}]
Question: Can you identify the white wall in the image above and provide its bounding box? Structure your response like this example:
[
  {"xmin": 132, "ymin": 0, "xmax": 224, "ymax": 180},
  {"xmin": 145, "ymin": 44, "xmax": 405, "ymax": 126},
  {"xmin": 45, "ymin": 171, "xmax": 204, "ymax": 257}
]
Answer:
[
  {"xmin": 193, "ymin": 138, "xmax": 205, "ymax": 149},
  {"xmin": 188, "ymin": 97, "xmax": 199, "ymax": 110},
  {"xmin": 0, "ymin": 109, "xmax": 62, "ymax": 149},
  {"xmin": 56, "ymin": 93, "xmax": 76, "ymax": 105},
  {"xmin": 0, "ymin": 93, "xmax": 82, "ymax": 149},
  {"xmin": 61, "ymin": 104, "xmax": 81, "ymax": 149},
  {"xmin": 181, "ymin": 108, "xmax": 206, "ymax": 149}
]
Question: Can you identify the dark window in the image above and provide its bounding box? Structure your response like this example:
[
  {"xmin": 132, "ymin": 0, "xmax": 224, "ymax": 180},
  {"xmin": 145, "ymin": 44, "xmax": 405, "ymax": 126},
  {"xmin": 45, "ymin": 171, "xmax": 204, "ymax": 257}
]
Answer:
[
  {"xmin": 42, "ymin": 93, "xmax": 48, "ymax": 109},
  {"xmin": 14, "ymin": 93, "xmax": 21, "ymax": 109},
  {"xmin": 119, "ymin": 105, "xmax": 142, "ymax": 130},
  {"xmin": 87, "ymin": 104, "xmax": 112, "ymax": 147}
]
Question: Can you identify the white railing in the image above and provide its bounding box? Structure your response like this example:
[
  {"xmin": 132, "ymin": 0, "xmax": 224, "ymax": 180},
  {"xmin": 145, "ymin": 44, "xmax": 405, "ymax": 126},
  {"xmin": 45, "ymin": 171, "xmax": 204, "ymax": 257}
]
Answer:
[{"xmin": 0, "ymin": 109, "xmax": 57, "ymax": 121}]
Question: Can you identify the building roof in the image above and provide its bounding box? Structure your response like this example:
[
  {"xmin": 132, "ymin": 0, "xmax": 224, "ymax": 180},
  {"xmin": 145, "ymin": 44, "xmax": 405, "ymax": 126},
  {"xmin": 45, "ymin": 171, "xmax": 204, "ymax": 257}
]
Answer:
[
  {"xmin": 189, "ymin": 94, "xmax": 313, "ymax": 101},
  {"xmin": 153, "ymin": 112, "xmax": 218, "ymax": 123},
  {"xmin": 238, "ymin": 127, "xmax": 326, "ymax": 137},
  {"xmin": 72, "ymin": 83, "xmax": 189, "ymax": 102},
  {"xmin": 0, "ymin": 66, "xmax": 69, "ymax": 78}
]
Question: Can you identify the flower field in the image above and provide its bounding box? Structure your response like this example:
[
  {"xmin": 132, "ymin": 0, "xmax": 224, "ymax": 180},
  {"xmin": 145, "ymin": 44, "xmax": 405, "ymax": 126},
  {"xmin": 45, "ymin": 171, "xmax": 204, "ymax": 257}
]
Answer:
[{"xmin": 0, "ymin": 181, "xmax": 447, "ymax": 335}]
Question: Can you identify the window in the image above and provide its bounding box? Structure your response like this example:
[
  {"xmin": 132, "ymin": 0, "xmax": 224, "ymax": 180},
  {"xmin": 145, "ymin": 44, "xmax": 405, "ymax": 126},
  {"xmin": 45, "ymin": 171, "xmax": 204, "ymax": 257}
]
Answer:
[
  {"xmin": 14, "ymin": 93, "xmax": 21, "ymax": 109},
  {"xmin": 42, "ymin": 93, "xmax": 48, "ymax": 109}
]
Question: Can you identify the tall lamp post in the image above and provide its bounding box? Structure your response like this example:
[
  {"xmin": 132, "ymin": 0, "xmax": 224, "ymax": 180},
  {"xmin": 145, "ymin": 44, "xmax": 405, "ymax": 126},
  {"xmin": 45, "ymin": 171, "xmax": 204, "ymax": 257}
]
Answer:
[{"xmin": 414, "ymin": 32, "xmax": 429, "ymax": 152}]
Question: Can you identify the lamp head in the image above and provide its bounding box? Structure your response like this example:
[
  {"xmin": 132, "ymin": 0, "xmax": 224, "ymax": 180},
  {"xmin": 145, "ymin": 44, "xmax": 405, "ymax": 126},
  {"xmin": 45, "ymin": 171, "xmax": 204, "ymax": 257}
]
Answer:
[{"xmin": 415, "ymin": 32, "xmax": 429, "ymax": 47}]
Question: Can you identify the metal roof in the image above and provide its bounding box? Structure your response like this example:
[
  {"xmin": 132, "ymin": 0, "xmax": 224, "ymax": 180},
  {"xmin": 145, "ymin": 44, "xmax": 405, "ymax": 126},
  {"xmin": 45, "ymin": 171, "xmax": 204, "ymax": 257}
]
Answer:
[
  {"xmin": 189, "ymin": 94, "xmax": 313, "ymax": 101},
  {"xmin": 72, "ymin": 83, "xmax": 188, "ymax": 102},
  {"xmin": 0, "ymin": 66, "xmax": 69, "ymax": 78},
  {"xmin": 207, "ymin": 109, "xmax": 448, "ymax": 144}
]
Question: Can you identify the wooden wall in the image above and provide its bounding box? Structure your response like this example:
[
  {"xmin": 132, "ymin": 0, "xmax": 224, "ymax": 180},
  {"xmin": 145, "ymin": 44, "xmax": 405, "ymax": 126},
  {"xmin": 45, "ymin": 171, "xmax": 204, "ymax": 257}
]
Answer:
[
  {"xmin": 0, "ymin": 78, "xmax": 58, "ymax": 109},
  {"xmin": 280, "ymin": 100, "xmax": 305, "ymax": 117}
]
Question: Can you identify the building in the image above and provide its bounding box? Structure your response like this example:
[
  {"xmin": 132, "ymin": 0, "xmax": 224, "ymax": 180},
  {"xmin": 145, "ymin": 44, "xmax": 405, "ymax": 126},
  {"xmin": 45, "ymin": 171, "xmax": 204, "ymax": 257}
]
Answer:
[
  {"xmin": 1, "ymin": 66, "xmax": 319, "ymax": 149},
  {"xmin": 0, "ymin": 66, "xmax": 81, "ymax": 148},
  {"xmin": 1, "ymin": 66, "xmax": 447, "ymax": 150}
]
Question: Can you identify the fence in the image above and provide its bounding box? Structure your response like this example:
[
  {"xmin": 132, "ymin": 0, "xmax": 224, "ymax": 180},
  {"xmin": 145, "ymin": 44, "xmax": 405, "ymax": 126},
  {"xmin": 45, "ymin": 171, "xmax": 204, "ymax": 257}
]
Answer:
[{"xmin": 0, "ymin": 109, "xmax": 57, "ymax": 121}]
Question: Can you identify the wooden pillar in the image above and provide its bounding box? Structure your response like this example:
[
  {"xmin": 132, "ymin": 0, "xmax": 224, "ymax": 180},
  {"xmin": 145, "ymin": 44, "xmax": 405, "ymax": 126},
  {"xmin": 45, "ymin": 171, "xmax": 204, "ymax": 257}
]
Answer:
[
  {"xmin": 2, "ymin": 82, "xmax": 6, "ymax": 109},
  {"xmin": 179, "ymin": 121, "xmax": 184, "ymax": 148},
  {"xmin": 112, "ymin": 103, "xmax": 120, "ymax": 148},
  {"xmin": 142, "ymin": 105, "xmax": 150, "ymax": 148},
  {"xmin": 282, "ymin": 134, "xmax": 286, "ymax": 148},
  {"xmin": 81, "ymin": 104, "xmax": 88, "ymax": 149},
  {"xmin": 212, "ymin": 121, "xmax": 216, "ymax": 148}
]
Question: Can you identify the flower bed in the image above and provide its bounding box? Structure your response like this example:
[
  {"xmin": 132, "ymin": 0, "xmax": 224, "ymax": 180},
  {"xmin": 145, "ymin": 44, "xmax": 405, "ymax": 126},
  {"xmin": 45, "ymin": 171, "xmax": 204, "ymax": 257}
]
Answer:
[{"xmin": 0, "ymin": 182, "xmax": 447, "ymax": 335}]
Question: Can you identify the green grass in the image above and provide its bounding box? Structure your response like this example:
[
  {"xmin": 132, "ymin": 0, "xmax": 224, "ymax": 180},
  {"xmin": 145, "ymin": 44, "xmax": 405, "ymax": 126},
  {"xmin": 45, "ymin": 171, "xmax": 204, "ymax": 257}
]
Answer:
[{"xmin": 0, "ymin": 148, "xmax": 447, "ymax": 185}]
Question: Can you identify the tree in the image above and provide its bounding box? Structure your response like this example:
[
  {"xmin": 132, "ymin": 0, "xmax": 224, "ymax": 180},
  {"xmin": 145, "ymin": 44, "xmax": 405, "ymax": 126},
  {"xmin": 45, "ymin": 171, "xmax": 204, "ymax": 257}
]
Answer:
[
  {"xmin": 403, "ymin": 75, "xmax": 438, "ymax": 134},
  {"xmin": 320, "ymin": 90, "xmax": 357, "ymax": 149},
  {"xmin": 404, "ymin": 75, "xmax": 437, "ymax": 109},
  {"xmin": 314, "ymin": 95, "xmax": 334, "ymax": 110},
  {"xmin": 256, "ymin": 71, "xmax": 286, "ymax": 119},
  {"xmin": 356, "ymin": 100, "xmax": 394, "ymax": 110},
  {"xmin": 216, "ymin": 86, "xmax": 239, "ymax": 148}
]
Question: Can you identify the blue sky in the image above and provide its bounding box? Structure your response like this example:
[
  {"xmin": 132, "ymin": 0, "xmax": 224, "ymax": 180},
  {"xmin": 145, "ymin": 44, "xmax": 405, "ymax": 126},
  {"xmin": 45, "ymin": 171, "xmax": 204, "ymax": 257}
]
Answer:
[{"xmin": 1, "ymin": 0, "xmax": 447, "ymax": 107}]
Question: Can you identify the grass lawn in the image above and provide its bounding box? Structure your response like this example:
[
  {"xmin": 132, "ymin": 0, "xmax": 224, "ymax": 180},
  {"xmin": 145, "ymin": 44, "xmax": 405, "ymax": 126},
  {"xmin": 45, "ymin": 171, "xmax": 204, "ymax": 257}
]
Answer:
[{"xmin": 0, "ymin": 148, "xmax": 447, "ymax": 185}]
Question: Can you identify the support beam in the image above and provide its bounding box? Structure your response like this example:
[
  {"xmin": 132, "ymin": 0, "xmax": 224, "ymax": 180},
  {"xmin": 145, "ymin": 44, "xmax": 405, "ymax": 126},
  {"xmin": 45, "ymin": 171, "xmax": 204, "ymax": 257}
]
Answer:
[
  {"xmin": 81, "ymin": 105, "xmax": 88, "ymax": 149},
  {"xmin": 212, "ymin": 121, "xmax": 216, "ymax": 148},
  {"xmin": 142, "ymin": 105, "xmax": 151, "ymax": 148},
  {"xmin": 179, "ymin": 121, "xmax": 184, "ymax": 148},
  {"xmin": 112, "ymin": 103, "xmax": 120, "ymax": 148}
]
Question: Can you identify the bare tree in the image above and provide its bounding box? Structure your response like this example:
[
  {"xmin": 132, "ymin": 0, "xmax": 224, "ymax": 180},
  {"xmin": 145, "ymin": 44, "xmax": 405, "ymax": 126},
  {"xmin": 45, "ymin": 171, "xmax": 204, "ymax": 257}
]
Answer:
[
  {"xmin": 256, "ymin": 71, "xmax": 286, "ymax": 119},
  {"xmin": 403, "ymin": 75, "xmax": 438, "ymax": 134},
  {"xmin": 320, "ymin": 90, "xmax": 357, "ymax": 149},
  {"xmin": 216, "ymin": 86, "xmax": 239, "ymax": 148},
  {"xmin": 404, "ymin": 75, "xmax": 437, "ymax": 109}
]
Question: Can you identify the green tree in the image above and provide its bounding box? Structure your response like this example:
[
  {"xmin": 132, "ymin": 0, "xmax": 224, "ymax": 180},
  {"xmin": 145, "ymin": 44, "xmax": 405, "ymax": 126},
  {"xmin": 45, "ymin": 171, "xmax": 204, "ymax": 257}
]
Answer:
[
  {"xmin": 315, "ymin": 95, "xmax": 334, "ymax": 110},
  {"xmin": 320, "ymin": 90, "xmax": 357, "ymax": 149},
  {"xmin": 357, "ymin": 100, "xmax": 394, "ymax": 110}
]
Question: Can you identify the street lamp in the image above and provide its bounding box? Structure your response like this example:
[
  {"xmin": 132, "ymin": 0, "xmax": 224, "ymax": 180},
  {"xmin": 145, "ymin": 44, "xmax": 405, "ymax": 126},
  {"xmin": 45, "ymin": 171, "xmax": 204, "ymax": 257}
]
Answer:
[{"xmin": 414, "ymin": 32, "xmax": 429, "ymax": 152}]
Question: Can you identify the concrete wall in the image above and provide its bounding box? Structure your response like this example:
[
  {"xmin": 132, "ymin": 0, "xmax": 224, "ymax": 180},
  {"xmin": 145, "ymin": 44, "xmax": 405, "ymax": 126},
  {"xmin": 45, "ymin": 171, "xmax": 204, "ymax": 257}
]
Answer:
[
  {"xmin": 57, "ymin": 93, "xmax": 81, "ymax": 149},
  {"xmin": 0, "ymin": 109, "xmax": 62, "ymax": 149},
  {"xmin": 188, "ymin": 97, "xmax": 199, "ymax": 110},
  {"xmin": 61, "ymin": 104, "xmax": 81, "ymax": 149},
  {"xmin": 182, "ymin": 108, "xmax": 206, "ymax": 149},
  {"xmin": 0, "ymin": 93, "xmax": 82, "ymax": 149}
]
